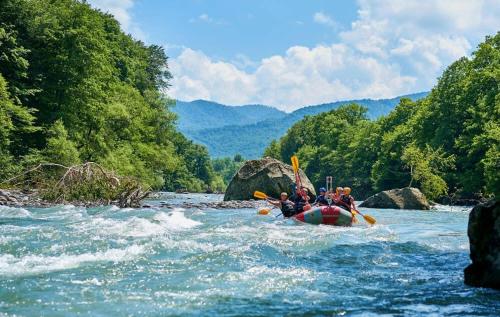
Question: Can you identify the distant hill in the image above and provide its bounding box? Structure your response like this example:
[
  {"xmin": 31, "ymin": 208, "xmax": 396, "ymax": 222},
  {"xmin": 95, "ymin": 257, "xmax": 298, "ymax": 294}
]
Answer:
[
  {"xmin": 173, "ymin": 100, "xmax": 286, "ymax": 131},
  {"xmin": 174, "ymin": 92, "xmax": 428, "ymax": 158}
]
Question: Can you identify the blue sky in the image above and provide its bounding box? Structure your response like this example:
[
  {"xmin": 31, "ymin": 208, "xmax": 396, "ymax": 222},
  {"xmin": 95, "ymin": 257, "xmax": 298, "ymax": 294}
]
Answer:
[{"xmin": 88, "ymin": 0, "xmax": 499, "ymax": 111}]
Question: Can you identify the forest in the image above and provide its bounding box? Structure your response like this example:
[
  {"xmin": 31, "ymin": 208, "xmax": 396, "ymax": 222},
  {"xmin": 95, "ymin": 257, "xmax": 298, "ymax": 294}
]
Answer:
[
  {"xmin": 264, "ymin": 33, "xmax": 499, "ymax": 201},
  {"xmin": 0, "ymin": 0, "xmax": 225, "ymax": 192}
]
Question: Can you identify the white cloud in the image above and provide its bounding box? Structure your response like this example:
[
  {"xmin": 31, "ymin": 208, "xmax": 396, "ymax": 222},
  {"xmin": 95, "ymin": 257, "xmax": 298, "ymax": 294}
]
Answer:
[
  {"xmin": 313, "ymin": 12, "xmax": 339, "ymax": 29},
  {"xmin": 170, "ymin": 0, "xmax": 500, "ymax": 111},
  {"xmin": 189, "ymin": 13, "xmax": 226, "ymax": 25},
  {"xmin": 87, "ymin": 0, "xmax": 146, "ymax": 41},
  {"xmin": 170, "ymin": 45, "xmax": 416, "ymax": 111}
]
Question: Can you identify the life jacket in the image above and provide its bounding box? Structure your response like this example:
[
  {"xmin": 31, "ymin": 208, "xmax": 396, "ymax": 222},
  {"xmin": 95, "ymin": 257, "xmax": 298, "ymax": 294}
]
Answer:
[
  {"xmin": 294, "ymin": 195, "xmax": 308, "ymax": 214},
  {"xmin": 280, "ymin": 200, "xmax": 295, "ymax": 218},
  {"xmin": 315, "ymin": 195, "xmax": 329, "ymax": 206},
  {"xmin": 340, "ymin": 194, "xmax": 352, "ymax": 210}
]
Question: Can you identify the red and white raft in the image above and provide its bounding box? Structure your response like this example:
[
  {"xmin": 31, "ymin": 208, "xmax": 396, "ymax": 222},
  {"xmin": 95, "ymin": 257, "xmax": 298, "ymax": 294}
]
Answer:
[{"xmin": 294, "ymin": 205, "xmax": 353, "ymax": 226}]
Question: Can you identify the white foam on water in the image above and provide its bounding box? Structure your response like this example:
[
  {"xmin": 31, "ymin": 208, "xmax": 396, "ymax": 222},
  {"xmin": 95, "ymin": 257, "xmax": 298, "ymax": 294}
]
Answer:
[
  {"xmin": 71, "ymin": 277, "xmax": 103, "ymax": 286},
  {"xmin": 0, "ymin": 244, "xmax": 145, "ymax": 277},
  {"xmin": 431, "ymin": 204, "xmax": 472, "ymax": 213},
  {"xmin": 70, "ymin": 209, "xmax": 201, "ymax": 238},
  {"xmin": 152, "ymin": 209, "xmax": 202, "ymax": 231},
  {"xmin": 0, "ymin": 205, "xmax": 32, "ymax": 218},
  {"xmin": 92, "ymin": 217, "xmax": 166, "ymax": 237},
  {"xmin": 0, "ymin": 235, "xmax": 19, "ymax": 245}
]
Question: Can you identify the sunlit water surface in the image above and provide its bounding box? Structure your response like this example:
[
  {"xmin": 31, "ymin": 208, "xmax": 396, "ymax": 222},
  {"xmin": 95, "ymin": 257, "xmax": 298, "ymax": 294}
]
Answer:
[{"xmin": 1, "ymin": 193, "xmax": 499, "ymax": 316}]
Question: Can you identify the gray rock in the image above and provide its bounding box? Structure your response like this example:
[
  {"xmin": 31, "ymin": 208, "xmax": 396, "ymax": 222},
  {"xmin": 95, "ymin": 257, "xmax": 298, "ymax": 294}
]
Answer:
[
  {"xmin": 464, "ymin": 199, "xmax": 500, "ymax": 289},
  {"xmin": 359, "ymin": 187, "xmax": 430, "ymax": 210},
  {"xmin": 224, "ymin": 157, "xmax": 315, "ymax": 201}
]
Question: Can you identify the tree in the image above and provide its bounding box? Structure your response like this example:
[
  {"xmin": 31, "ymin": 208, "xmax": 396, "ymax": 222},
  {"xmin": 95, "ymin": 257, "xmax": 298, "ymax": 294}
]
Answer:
[
  {"xmin": 0, "ymin": 0, "xmax": 218, "ymax": 192},
  {"xmin": 401, "ymin": 144, "xmax": 455, "ymax": 200},
  {"xmin": 43, "ymin": 120, "xmax": 80, "ymax": 166}
]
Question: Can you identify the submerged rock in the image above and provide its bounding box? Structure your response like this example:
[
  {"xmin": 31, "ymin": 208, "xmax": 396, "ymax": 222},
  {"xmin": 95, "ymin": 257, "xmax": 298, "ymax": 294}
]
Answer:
[
  {"xmin": 359, "ymin": 187, "xmax": 430, "ymax": 210},
  {"xmin": 223, "ymin": 157, "xmax": 316, "ymax": 201},
  {"xmin": 464, "ymin": 199, "xmax": 500, "ymax": 289}
]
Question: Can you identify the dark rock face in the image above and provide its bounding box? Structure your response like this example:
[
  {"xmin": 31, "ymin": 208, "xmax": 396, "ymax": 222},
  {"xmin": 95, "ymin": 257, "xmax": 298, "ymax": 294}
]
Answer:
[
  {"xmin": 359, "ymin": 187, "xmax": 430, "ymax": 210},
  {"xmin": 223, "ymin": 157, "xmax": 316, "ymax": 201},
  {"xmin": 464, "ymin": 199, "xmax": 500, "ymax": 289}
]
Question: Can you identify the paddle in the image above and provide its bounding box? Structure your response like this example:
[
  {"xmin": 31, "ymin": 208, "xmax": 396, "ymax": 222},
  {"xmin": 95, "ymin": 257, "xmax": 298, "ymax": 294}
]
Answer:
[
  {"xmin": 291, "ymin": 156, "xmax": 303, "ymax": 191},
  {"xmin": 253, "ymin": 191, "xmax": 278, "ymax": 201},
  {"xmin": 352, "ymin": 208, "xmax": 376, "ymax": 225},
  {"xmin": 336, "ymin": 198, "xmax": 376, "ymax": 225},
  {"xmin": 290, "ymin": 156, "xmax": 310, "ymax": 210},
  {"xmin": 257, "ymin": 207, "xmax": 275, "ymax": 215},
  {"xmin": 254, "ymin": 191, "xmax": 282, "ymax": 216}
]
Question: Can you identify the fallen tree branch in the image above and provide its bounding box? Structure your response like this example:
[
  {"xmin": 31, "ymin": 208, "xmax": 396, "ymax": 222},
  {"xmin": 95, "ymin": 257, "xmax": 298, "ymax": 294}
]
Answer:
[{"xmin": 1, "ymin": 162, "xmax": 148, "ymax": 208}]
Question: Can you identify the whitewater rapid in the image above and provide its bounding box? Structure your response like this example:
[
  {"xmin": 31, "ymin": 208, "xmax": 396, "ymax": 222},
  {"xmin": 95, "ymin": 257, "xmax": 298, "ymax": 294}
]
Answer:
[{"xmin": 0, "ymin": 193, "xmax": 498, "ymax": 316}]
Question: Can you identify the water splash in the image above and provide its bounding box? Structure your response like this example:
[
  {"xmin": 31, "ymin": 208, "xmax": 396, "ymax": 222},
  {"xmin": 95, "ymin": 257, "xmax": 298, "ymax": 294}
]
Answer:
[{"xmin": 0, "ymin": 194, "xmax": 498, "ymax": 316}]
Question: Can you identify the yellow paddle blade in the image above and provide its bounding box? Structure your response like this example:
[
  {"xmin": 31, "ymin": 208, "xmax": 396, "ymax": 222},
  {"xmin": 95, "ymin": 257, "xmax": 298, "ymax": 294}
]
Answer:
[
  {"xmin": 352, "ymin": 215, "xmax": 359, "ymax": 223},
  {"xmin": 363, "ymin": 214, "xmax": 377, "ymax": 225},
  {"xmin": 258, "ymin": 208, "xmax": 271, "ymax": 215},
  {"xmin": 253, "ymin": 191, "xmax": 268, "ymax": 200},
  {"xmin": 291, "ymin": 155, "xmax": 299, "ymax": 173}
]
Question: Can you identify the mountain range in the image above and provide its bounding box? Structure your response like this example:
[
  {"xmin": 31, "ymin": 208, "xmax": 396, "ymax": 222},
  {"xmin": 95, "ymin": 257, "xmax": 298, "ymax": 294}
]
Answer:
[{"xmin": 172, "ymin": 92, "xmax": 428, "ymax": 159}]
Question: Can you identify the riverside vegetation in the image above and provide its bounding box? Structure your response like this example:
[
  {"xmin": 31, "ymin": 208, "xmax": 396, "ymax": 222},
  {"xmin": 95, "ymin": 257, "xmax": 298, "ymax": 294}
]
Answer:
[
  {"xmin": 1, "ymin": 0, "xmax": 497, "ymax": 205},
  {"xmin": 264, "ymin": 33, "xmax": 499, "ymax": 202},
  {"xmin": 0, "ymin": 0, "xmax": 226, "ymax": 201}
]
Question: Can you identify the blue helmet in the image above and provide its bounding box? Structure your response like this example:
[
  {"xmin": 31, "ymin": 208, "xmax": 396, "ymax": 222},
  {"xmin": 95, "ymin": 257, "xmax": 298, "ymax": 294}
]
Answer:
[{"xmin": 319, "ymin": 187, "xmax": 327, "ymax": 193}]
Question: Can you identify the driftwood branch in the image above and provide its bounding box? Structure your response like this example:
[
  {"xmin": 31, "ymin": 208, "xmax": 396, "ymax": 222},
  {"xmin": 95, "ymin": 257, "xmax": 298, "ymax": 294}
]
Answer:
[{"xmin": 1, "ymin": 162, "xmax": 148, "ymax": 208}]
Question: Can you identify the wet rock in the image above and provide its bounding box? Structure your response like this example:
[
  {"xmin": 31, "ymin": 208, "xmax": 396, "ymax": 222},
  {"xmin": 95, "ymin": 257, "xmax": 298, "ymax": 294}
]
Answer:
[
  {"xmin": 359, "ymin": 187, "xmax": 430, "ymax": 210},
  {"xmin": 224, "ymin": 157, "xmax": 316, "ymax": 201},
  {"xmin": 464, "ymin": 199, "xmax": 500, "ymax": 289}
]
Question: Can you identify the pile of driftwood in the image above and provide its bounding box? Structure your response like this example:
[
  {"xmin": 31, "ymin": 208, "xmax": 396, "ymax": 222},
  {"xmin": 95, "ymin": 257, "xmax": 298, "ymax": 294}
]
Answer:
[{"xmin": 2, "ymin": 162, "xmax": 149, "ymax": 207}]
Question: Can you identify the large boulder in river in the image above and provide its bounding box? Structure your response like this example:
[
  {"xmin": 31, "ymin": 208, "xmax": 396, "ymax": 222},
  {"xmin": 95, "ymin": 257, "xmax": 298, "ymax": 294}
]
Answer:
[
  {"xmin": 464, "ymin": 199, "xmax": 500, "ymax": 289},
  {"xmin": 359, "ymin": 187, "xmax": 430, "ymax": 210},
  {"xmin": 223, "ymin": 157, "xmax": 316, "ymax": 201}
]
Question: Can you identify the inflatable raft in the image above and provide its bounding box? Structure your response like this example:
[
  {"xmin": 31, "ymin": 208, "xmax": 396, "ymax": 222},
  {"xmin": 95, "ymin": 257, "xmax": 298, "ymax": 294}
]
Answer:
[{"xmin": 294, "ymin": 205, "xmax": 353, "ymax": 226}]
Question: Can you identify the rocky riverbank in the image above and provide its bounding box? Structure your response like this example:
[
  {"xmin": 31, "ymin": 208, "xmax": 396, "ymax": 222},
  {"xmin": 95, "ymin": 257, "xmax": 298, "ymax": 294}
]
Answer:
[
  {"xmin": 0, "ymin": 188, "xmax": 263, "ymax": 210},
  {"xmin": 0, "ymin": 189, "xmax": 53, "ymax": 208},
  {"xmin": 0, "ymin": 188, "xmax": 139, "ymax": 208},
  {"xmin": 150, "ymin": 200, "xmax": 262, "ymax": 210}
]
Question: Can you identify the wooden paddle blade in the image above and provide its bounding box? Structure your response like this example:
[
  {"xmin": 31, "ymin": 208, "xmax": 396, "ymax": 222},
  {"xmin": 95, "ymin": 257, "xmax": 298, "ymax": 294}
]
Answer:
[
  {"xmin": 363, "ymin": 214, "xmax": 377, "ymax": 225},
  {"xmin": 253, "ymin": 191, "xmax": 268, "ymax": 199},
  {"xmin": 291, "ymin": 155, "xmax": 299, "ymax": 172}
]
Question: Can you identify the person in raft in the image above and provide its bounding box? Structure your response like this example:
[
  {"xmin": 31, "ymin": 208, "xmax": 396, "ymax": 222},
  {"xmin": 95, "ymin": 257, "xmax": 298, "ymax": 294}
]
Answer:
[
  {"xmin": 267, "ymin": 192, "xmax": 295, "ymax": 218},
  {"xmin": 294, "ymin": 187, "xmax": 310, "ymax": 214},
  {"xmin": 331, "ymin": 187, "xmax": 346, "ymax": 210},
  {"xmin": 313, "ymin": 187, "xmax": 329, "ymax": 206},
  {"xmin": 340, "ymin": 187, "xmax": 356, "ymax": 211}
]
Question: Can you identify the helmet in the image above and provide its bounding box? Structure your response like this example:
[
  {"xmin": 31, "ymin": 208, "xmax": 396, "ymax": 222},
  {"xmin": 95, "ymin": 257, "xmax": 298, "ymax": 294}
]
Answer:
[
  {"xmin": 344, "ymin": 187, "xmax": 351, "ymax": 195},
  {"xmin": 319, "ymin": 187, "xmax": 326, "ymax": 193},
  {"xmin": 336, "ymin": 187, "xmax": 343, "ymax": 194}
]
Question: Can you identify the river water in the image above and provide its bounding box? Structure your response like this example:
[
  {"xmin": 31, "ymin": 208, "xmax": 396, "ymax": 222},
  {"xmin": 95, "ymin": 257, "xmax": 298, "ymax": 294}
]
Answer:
[{"xmin": 0, "ymin": 193, "xmax": 499, "ymax": 316}]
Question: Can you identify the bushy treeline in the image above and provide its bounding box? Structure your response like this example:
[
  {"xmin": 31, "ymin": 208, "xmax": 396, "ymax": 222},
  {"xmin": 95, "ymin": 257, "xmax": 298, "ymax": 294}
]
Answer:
[
  {"xmin": 265, "ymin": 33, "xmax": 499, "ymax": 200},
  {"xmin": 212, "ymin": 154, "xmax": 245, "ymax": 186},
  {"xmin": 0, "ymin": 0, "xmax": 222, "ymax": 192}
]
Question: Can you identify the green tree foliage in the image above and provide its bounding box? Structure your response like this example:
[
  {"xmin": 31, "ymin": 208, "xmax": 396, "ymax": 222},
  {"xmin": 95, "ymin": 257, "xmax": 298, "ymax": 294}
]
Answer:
[
  {"xmin": 401, "ymin": 144, "xmax": 455, "ymax": 200},
  {"xmin": 0, "ymin": 0, "xmax": 216, "ymax": 192},
  {"xmin": 0, "ymin": 73, "xmax": 36, "ymax": 179},
  {"xmin": 212, "ymin": 155, "xmax": 246, "ymax": 188},
  {"xmin": 265, "ymin": 33, "xmax": 499, "ymax": 199},
  {"xmin": 43, "ymin": 120, "xmax": 80, "ymax": 166}
]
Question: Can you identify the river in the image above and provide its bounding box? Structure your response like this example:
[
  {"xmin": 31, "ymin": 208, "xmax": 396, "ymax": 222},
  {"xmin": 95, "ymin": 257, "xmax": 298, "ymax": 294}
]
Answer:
[{"xmin": 1, "ymin": 193, "xmax": 499, "ymax": 316}]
